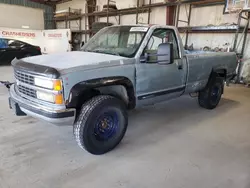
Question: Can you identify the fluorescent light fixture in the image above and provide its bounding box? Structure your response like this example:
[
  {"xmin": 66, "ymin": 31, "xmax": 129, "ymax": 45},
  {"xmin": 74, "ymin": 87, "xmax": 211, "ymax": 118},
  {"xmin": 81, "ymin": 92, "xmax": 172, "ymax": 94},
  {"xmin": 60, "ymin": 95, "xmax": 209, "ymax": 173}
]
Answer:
[{"xmin": 22, "ymin": 25, "xmax": 30, "ymax": 29}]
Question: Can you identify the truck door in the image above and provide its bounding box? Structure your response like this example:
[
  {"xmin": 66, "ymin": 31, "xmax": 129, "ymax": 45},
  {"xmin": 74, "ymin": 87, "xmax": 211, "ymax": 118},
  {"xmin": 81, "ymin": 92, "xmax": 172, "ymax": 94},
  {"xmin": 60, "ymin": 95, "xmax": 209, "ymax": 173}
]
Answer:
[{"xmin": 136, "ymin": 28, "xmax": 187, "ymax": 106}]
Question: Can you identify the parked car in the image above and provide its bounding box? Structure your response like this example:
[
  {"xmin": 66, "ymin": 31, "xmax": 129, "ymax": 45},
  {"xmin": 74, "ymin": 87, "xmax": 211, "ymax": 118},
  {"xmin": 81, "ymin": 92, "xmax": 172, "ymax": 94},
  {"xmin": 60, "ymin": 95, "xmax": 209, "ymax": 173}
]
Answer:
[
  {"xmin": 0, "ymin": 38, "xmax": 41, "ymax": 65},
  {"xmin": 8, "ymin": 25, "xmax": 237, "ymax": 155}
]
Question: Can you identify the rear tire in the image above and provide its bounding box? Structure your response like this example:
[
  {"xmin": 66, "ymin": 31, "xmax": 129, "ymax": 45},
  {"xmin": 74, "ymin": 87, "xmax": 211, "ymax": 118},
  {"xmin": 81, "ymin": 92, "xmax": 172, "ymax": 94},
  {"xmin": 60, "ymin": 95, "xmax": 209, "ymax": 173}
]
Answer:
[
  {"xmin": 198, "ymin": 75, "xmax": 224, "ymax": 109},
  {"xmin": 73, "ymin": 95, "xmax": 128, "ymax": 155}
]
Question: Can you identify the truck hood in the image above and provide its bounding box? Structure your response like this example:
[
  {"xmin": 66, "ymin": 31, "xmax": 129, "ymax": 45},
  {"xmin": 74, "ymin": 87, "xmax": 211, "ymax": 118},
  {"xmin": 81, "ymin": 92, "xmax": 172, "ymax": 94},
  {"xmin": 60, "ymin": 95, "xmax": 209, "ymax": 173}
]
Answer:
[{"xmin": 22, "ymin": 51, "xmax": 129, "ymax": 71}]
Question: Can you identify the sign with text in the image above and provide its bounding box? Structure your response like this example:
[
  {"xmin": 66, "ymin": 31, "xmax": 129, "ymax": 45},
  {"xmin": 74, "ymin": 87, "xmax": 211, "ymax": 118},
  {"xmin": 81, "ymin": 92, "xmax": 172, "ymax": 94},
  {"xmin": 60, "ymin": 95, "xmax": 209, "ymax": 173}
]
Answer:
[
  {"xmin": 0, "ymin": 27, "xmax": 71, "ymax": 54},
  {"xmin": 43, "ymin": 29, "xmax": 71, "ymax": 54}
]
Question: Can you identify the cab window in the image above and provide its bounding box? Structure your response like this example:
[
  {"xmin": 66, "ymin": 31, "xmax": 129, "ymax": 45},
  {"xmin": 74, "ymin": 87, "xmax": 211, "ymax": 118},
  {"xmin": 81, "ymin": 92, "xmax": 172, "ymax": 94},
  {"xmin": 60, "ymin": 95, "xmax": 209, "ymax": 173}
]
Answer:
[{"xmin": 144, "ymin": 29, "xmax": 179, "ymax": 62}]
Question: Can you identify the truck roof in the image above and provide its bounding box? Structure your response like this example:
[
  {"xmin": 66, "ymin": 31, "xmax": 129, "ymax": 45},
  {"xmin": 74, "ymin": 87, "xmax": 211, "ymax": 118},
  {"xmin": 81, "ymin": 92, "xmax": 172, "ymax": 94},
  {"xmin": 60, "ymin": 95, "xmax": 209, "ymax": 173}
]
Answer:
[{"xmin": 108, "ymin": 24, "xmax": 177, "ymax": 30}]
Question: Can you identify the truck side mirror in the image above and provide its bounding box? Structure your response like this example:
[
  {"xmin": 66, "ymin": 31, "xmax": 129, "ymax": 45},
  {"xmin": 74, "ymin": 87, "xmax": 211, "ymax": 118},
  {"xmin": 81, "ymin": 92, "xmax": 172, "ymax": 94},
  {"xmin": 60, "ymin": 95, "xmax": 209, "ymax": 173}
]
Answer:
[{"xmin": 157, "ymin": 43, "xmax": 174, "ymax": 65}]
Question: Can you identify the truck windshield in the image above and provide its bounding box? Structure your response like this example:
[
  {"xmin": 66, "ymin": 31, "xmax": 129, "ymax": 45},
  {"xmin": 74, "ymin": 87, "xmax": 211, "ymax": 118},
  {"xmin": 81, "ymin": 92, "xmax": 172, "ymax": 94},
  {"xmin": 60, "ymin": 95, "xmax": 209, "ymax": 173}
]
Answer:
[{"xmin": 82, "ymin": 26, "xmax": 148, "ymax": 58}]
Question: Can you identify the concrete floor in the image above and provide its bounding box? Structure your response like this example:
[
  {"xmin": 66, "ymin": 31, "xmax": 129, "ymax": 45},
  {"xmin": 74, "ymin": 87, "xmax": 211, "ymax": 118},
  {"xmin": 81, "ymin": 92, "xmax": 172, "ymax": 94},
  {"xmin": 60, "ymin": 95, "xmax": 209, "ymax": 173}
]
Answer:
[{"xmin": 1, "ymin": 66, "xmax": 250, "ymax": 188}]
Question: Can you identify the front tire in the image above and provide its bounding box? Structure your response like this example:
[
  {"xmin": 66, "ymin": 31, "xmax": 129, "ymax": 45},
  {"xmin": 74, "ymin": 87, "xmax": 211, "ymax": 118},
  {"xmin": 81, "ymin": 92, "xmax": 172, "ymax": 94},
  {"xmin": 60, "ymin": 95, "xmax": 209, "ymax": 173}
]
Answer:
[
  {"xmin": 74, "ymin": 95, "xmax": 128, "ymax": 155},
  {"xmin": 198, "ymin": 75, "xmax": 224, "ymax": 109}
]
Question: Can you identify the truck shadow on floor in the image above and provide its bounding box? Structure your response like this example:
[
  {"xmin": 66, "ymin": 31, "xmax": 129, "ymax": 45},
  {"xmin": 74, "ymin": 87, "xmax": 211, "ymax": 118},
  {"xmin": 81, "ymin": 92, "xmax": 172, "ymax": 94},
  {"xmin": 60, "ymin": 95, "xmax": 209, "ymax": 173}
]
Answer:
[{"xmin": 118, "ymin": 96, "xmax": 240, "ymax": 153}]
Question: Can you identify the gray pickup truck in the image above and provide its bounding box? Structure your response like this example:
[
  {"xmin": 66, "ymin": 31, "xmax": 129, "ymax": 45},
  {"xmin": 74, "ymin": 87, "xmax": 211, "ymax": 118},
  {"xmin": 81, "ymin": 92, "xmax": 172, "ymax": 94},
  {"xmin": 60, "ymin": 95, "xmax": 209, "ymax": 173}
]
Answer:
[{"xmin": 8, "ymin": 25, "xmax": 237, "ymax": 155}]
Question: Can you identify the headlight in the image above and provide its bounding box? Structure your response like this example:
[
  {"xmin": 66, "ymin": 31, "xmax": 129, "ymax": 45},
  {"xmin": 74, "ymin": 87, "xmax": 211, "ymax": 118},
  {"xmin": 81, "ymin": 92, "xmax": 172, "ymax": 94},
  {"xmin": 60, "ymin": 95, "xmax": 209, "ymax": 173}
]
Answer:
[
  {"xmin": 34, "ymin": 77, "xmax": 63, "ymax": 104},
  {"xmin": 34, "ymin": 78, "xmax": 53, "ymax": 89},
  {"xmin": 37, "ymin": 91, "xmax": 54, "ymax": 103},
  {"xmin": 37, "ymin": 91, "xmax": 64, "ymax": 104},
  {"xmin": 34, "ymin": 78, "xmax": 62, "ymax": 91}
]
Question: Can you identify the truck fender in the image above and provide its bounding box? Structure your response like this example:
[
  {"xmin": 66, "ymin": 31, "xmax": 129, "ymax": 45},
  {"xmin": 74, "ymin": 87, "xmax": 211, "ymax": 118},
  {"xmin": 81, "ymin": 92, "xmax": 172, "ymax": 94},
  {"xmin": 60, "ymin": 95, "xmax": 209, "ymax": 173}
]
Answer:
[{"xmin": 66, "ymin": 76, "xmax": 136, "ymax": 109}]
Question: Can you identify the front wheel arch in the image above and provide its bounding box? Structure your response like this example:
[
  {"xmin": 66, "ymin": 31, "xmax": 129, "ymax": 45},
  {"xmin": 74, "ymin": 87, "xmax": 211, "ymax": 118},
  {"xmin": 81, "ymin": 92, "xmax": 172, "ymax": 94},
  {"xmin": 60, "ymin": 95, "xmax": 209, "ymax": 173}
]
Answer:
[{"xmin": 66, "ymin": 77, "xmax": 136, "ymax": 110}]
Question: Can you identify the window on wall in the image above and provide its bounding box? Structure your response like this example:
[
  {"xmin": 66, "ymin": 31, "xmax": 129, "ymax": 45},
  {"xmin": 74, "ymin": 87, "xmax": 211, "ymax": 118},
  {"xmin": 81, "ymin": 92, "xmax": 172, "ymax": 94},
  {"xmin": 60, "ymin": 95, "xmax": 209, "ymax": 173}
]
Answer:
[
  {"xmin": 145, "ymin": 29, "xmax": 179, "ymax": 60},
  {"xmin": 226, "ymin": 0, "xmax": 247, "ymax": 10}
]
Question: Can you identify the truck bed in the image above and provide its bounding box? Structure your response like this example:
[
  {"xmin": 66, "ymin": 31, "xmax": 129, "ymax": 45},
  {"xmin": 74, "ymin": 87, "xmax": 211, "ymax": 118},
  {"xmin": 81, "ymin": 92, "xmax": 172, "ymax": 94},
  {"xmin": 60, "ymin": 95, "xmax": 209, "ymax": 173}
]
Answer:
[{"xmin": 184, "ymin": 51, "xmax": 237, "ymax": 93}]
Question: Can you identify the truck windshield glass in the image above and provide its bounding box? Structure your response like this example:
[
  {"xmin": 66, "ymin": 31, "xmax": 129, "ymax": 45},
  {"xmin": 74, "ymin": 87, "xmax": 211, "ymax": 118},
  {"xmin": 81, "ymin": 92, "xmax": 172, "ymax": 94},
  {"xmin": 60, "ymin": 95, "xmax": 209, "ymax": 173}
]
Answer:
[{"xmin": 82, "ymin": 26, "xmax": 148, "ymax": 58}]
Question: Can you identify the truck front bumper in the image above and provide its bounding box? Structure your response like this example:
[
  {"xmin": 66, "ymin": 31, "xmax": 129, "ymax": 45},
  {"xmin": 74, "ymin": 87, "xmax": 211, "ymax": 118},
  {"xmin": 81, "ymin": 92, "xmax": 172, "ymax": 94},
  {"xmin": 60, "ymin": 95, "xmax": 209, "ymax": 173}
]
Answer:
[{"xmin": 9, "ymin": 85, "xmax": 76, "ymax": 125}]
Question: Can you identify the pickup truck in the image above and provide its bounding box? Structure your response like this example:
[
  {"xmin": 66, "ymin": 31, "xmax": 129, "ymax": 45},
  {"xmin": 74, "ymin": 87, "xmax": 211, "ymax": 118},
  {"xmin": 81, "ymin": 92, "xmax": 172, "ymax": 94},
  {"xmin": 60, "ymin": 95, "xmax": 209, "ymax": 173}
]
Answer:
[{"xmin": 8, "ymin": 24, "xmax": 237, "ymax": 155}]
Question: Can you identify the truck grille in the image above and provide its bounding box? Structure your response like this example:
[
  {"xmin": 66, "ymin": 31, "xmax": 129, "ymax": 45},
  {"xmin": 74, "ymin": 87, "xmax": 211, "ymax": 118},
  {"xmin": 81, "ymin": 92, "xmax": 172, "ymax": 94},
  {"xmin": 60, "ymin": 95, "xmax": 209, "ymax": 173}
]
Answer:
[
  {"xmin": 14, "ymin": 69, "xmax": 36, "ymax": 99},
  {"xmin": 17, "ymin": 85, "xmax": 37, "ymax": 98},
  {"xmin": 14, "ymin": 70, "xmax": 34, "ymax": 85}
]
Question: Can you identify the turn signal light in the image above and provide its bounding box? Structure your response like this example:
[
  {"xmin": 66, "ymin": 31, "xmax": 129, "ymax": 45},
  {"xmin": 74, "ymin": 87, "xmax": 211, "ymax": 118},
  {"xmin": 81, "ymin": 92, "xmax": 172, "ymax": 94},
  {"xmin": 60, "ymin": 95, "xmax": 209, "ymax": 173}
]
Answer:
[
  {"xmin": 54, "ymin": 80, "xmax": 62, "ymax": 91},
  {"xmin": 55, "ymin": 94, "xmax": 64, "ymax": 104}
]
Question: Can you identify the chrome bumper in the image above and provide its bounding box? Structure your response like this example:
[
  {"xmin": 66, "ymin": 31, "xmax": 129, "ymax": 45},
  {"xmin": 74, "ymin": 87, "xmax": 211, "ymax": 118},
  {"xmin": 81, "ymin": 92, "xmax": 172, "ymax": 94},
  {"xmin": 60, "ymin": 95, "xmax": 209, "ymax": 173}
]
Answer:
[{"xmin": 9, "ymin": 85, "xmax": 76, "ymax": 125}]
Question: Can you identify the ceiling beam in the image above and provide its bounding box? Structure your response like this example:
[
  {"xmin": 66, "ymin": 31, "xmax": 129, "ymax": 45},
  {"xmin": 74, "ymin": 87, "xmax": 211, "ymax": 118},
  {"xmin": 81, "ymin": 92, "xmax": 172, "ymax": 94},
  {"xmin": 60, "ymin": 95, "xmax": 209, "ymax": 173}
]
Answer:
[
  {"xmin": 141, "ymin": 0, "xmax": 225, "ymax": 8},
  {"xmin": 28, "ymin": 0, "xmax": 72, "ymax": 5},
  {"xmin": 191, "ymin": 0, "xmax": 224, "ymax": 5}
]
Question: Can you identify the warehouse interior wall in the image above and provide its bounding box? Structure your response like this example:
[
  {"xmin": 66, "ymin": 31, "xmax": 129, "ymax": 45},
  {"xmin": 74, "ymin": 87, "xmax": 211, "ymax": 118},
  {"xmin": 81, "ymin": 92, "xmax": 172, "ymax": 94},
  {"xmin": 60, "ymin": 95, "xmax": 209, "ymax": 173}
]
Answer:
[
  {"xmin": 178, "ymin": 4, "xmax": 250, "ymax": 59},
  {"xmin": 178, "ymin": 4, "xmax": 238, "ymax": 27},
  {"xmin": 56, "ymin": 0, "xmax": 86, "ymax": 30},
  {"xmin": 0, "ymin": 3, "xmax": 44, "ymax": 30},
  {"xmin": 0, "ymin": 0, "xmax": 54, "ymax": 29},
  {"xmin": 56, "ymin": 0, "xmax": 87, "ymax": 41},
  {"xmin": 56, "ymin": 0, "xmax": 167, "ymax": 27},
  {"xmin": 55, "ymin": 0, "xmax": 250, "ymax": 60},
  {"xmin": 56, "ymin": 0, "xmax": 167, "ymax": 42}
]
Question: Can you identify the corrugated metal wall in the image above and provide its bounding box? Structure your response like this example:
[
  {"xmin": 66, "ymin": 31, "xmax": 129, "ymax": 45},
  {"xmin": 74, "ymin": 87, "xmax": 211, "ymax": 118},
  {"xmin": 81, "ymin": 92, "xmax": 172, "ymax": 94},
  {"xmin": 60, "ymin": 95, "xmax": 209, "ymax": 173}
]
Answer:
[{"xmin": 0, "ymin": 0, "xmax": 55, "ymax": 29}]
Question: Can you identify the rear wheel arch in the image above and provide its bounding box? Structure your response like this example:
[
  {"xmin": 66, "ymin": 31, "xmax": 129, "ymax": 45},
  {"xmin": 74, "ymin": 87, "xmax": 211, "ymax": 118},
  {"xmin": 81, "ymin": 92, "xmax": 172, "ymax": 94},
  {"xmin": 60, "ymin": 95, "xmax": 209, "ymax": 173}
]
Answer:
[
  {"xmin": 66, "ymin": 76, "xmax": 136, "ymax": 110},
  {"xmin": 200, "ymin": 69, "xmax": 226, "ymax": 98},
  {"xmin": 213, "ymin": 69, "xmax": 227, "ymax": 79},
  {"xmin": 209, "ymin": 69, "xmax": 226, "ymax": 93},
  {"xmin": 198, "ymin": 76, "xmax": 224, "ymax": 110}
]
